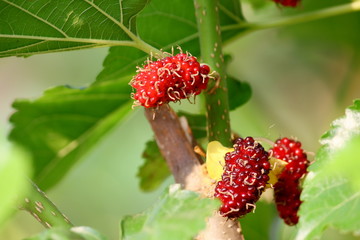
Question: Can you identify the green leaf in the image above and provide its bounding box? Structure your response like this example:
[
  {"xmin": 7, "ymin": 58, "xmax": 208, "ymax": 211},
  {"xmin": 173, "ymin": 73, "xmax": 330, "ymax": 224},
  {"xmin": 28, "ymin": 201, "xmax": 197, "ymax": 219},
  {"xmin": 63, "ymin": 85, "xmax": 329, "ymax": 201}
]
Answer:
[
  {"xmin": 296, "ymin": 99, "xmax": 360, "ymax": 240},
  {"xmin": 120, "ymin": 213, "xmax": 147, "ymax": 238},
  {"xmin": 0, "ymin": 0, "xmax": 149, "ymax": 57},
  {"xmin": 9, "ymin": 76, "xmax": 134, "ymax": 190},
  {"xmin": 97, "ymin": 0, "xmax": 241, "ymax": 83},
  {"xmin": 0, "ymin": 134, "xmax": 31, "ymax": 228},
  {"xmin": 323, "ymin": 136, "xmax": 360, "ymax": 189},
  {"xmin": 120, "ymin": 184, "xmax": 219, "ymax": 240},
  {"xmin": 24, "ymin": 226, "xmax": 108, "ymax": 240},
  {"xmin": 227, "ymin": 76, "xmax": 252, "ymax": 111},
  {"xmin": 96, "ymin": 47, "xmax": 148, "ymax": 83},
  {"xmin": 177, "ymin": 111, "xmax": 207, "ymax": 139},
  {"xmin": 222, "ymin": 55, "xmax": 252, "ymax": 110},
  {"xmin": 239, "ymin": 201, "xmax": 277, "ymax": 240},
  {"xmin": 137, "ymin": 140, "xmax": 171, "ymax": 192}
]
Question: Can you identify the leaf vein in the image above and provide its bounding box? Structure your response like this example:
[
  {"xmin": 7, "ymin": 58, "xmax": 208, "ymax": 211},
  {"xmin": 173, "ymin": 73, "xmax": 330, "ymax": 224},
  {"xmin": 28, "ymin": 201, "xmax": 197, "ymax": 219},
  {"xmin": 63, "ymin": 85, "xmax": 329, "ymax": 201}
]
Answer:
[
  {"xmin": 119, "ymin": 0, "xmax": 123, "ymax": 23},
  {"xmin": 0, "ymin": 34, "xmax": 136, "ymax": 46},
  {"xmin": 304, "ymin": 191, "xmax": 360, "ymax": 237},
  {"xmin": 82, "ymin": 0, "xmax": 135, "ymax": 40},
  {"xmin": 0, "ymin": 40, "xmax": 46, "ymax": 54},
  {"xmin": 0, "ymin": 43, "xmax": 101, "ymax": 57}
]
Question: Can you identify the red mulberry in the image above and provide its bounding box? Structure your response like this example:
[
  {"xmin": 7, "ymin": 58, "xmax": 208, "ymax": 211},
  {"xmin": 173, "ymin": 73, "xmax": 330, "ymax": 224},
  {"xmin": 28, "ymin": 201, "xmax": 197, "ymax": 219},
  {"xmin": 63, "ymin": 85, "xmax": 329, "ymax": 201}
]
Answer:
[
  {"xmin": 271, "ymin": 137, "xmax": 309, "ymax": 225},
  {"xmin": 130, "ymin": 53, "xmax": 210, "ymax": 108},
  {"xmin": 214, "ymin": 137, "xmax": 270, "ymax": 218}
]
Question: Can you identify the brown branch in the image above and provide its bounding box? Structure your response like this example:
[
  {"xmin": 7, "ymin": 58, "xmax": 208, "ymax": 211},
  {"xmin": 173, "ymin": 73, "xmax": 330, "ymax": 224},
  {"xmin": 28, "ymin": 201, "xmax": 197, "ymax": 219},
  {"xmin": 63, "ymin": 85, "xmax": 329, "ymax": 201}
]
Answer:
[
  {"xmin": 144, "ymin": 105, "xmax": 204, "ymax": 191},
  {"xmin": 145, "ymin": 105, "xmax": 245, "ymax": 240},
  {"xmin": 178, "ymin": 116, "xmax": 205, "ymax": 164}
]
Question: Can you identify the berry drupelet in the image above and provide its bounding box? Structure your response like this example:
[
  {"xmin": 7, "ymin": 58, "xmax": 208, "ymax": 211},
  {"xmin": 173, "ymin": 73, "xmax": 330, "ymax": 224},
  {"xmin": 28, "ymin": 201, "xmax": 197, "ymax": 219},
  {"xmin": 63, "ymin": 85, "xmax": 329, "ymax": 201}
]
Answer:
[
  {"xmin": 270, "ymin": 137, "xmax": 309, "ymax": 225},
  {"xmin": 214, "ymin": 137, "xmax": 271, "ymax": 218}
]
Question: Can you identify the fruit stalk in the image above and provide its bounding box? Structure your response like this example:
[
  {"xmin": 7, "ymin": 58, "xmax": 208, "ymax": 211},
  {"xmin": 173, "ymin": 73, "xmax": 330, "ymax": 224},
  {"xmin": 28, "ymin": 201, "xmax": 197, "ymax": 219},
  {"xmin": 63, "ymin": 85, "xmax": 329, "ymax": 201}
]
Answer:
[
  {"xmin": 18, "ymin": 180, "xmax": 72, "ymax": 228},
  {"xmin": 194, "ymin": 0, "xmax": 232, "ymax": 146}
]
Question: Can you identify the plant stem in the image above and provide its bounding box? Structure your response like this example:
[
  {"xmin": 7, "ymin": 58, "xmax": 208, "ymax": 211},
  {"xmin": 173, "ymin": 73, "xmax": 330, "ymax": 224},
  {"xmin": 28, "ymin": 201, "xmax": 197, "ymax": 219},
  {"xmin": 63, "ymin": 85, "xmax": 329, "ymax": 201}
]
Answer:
[
  {"xmin": 18, "ymin": 181, "xmax": 72, "ymax": 228},
  {"xmin": 223, "ymin": 1, "xmax": 360, "ymax": 34},
  {"xmin": 194, "ymin": 0, "xmax": 232, "ymax": 147}
]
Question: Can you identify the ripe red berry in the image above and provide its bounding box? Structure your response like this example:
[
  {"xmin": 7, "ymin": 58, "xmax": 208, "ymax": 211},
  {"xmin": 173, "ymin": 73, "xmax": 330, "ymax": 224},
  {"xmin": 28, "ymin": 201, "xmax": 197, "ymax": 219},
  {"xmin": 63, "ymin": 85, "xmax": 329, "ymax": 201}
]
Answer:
[
  {"xmin": 270, "ymin": 137, "xmax": 309, "ymax": 225},
  {"xmin": 272, "ymin": 0, "xmax": 300, "ymax": 7},
  {"xmin": 214, "ymin": 137, "xmax": 270, "ymax": 218},
  {"xmin": 130, "ymin": 53, "xmax": 210, "ymax": 108}
]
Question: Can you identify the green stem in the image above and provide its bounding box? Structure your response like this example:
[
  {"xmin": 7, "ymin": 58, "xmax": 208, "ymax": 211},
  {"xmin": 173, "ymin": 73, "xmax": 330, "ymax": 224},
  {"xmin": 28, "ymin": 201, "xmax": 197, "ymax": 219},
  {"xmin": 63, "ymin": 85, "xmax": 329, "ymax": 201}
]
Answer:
[
  {"xmin": 223, "ymin": 1, "xmax": 360, "ymax": 34},
  {"xmin": 194, "ymin": 0, "xmax": 232, "ymax": 147},
  {"xmin": 18, "ymin": 181, "xmax": 73, "ymax": 228}
]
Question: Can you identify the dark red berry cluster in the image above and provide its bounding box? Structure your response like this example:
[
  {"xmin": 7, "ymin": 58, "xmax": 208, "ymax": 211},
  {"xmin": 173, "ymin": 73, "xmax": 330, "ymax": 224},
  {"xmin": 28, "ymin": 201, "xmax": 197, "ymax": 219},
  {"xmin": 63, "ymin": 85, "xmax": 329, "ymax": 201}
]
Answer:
[
  {"xmin": 130, "ymin": 53, "xmax": 210, "ymax": 108},
  {"xmin": 214, "ymin": 137, "xmax": 270, "ymax": 218},
  {"xmin": 270, "ymin": 137, "xmax": 309, "ymax": 225},
  {"xmin": 272, "ymin": 0, "xmax": 300, "ymax": 7}
]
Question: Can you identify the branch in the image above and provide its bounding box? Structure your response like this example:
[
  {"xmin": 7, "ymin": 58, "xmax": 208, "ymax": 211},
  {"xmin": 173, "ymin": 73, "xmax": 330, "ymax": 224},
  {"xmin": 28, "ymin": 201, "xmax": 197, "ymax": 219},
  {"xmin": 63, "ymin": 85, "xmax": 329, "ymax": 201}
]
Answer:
[
  {"xmin": 145, "ymin": 105, "xmax": 244, "ymax": 240},
  {"xmin": 144, "ymin": 106, "xmax": 204, "ymax": 191}
]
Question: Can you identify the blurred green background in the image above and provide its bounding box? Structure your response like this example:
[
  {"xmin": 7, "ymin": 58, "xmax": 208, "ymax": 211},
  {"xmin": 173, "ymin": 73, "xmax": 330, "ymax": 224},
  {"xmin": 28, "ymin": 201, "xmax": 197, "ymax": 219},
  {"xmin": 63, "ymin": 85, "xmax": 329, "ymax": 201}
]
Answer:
[{"xmin": 1, "ymin": 0, "xmax": 360, "ymax": 239}]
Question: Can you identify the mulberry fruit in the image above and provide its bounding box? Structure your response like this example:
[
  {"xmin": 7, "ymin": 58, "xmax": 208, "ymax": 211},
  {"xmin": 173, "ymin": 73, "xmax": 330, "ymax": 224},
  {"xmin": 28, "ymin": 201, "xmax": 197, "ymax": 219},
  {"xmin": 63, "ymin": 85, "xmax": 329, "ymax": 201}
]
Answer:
[
  {"xmin": 130, "ymin": 53, "xmax": 210, "ymax": 108},
  {"xmin": 214, "ymin": 137, "xmax": 270, "ymax": 218},
  {"xmin": 271, "ymin": 137, "xmax": 309, "ymax": 225}
]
